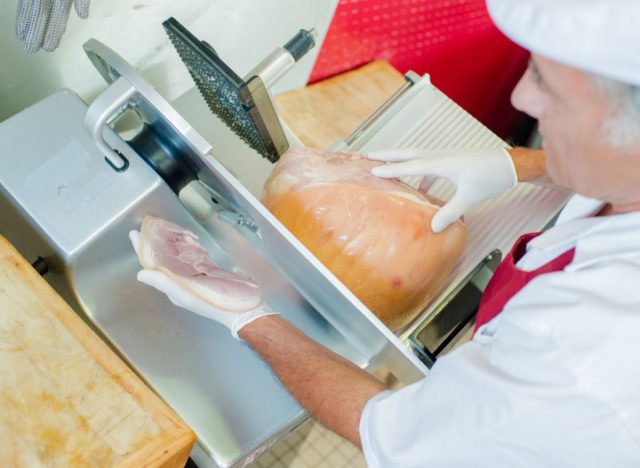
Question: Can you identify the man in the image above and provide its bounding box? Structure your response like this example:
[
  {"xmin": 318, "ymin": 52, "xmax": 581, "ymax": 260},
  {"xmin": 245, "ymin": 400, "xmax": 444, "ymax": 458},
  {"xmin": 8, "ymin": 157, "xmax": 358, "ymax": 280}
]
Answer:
[{"xmin": 133, "ymin": 0, "xmax": 640, "ymax": 465}]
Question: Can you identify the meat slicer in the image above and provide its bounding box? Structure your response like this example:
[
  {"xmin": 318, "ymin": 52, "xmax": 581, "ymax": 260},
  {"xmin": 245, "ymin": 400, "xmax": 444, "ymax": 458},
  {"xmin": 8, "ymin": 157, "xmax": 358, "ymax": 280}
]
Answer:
[{"xmin": 0, "ymin": 19, "xmax": 569, "ymax": 468}]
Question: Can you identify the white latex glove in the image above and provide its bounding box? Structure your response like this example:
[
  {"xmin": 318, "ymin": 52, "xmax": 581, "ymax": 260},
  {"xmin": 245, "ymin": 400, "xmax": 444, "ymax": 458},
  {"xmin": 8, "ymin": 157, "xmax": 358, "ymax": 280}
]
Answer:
[
  {"xmin": 16, "ymin": 0, "xmax": 90, "ymax": 53},
  {"xmin": 369, "ymin": 148, "xmax": 518, "ymax": 233},
  {"xmin": 129, "ymin": 230, "xmax": 278, "ymax": 340}
]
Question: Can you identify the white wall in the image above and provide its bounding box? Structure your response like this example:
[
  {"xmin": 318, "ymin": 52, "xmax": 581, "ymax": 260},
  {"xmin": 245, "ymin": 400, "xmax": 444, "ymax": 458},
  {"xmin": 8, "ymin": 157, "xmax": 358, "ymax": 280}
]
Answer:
[{"xmin": 0, "ymin": 0, "xmax": 338, "ymax": 122}]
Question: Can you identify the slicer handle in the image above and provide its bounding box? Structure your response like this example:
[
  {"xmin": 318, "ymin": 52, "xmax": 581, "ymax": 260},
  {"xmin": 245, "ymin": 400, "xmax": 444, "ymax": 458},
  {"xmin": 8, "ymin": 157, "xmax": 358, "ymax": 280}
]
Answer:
[{"xmin": 84, "ymin": 76, "xmax": 136, "ymax": 171}]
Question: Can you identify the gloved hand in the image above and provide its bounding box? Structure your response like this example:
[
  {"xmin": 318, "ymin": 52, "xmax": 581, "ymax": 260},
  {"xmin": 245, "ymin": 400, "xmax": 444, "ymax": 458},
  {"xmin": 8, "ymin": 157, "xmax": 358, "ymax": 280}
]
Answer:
[
  {"xmin": 129, "ymin": 230, "xmax": 278, "ymax": 339},
  {"xmin": 369, "ymin": 148, "xmax": 518, "ymax": 233},
  {"xmin": 16, "ymin": 0, "xmax": 90, "ymax": 53}
]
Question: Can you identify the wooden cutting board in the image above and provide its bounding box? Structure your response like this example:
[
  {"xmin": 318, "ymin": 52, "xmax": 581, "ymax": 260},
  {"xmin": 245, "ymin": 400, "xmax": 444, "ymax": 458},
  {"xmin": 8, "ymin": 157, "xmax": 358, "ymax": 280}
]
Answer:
[
  {"xmin": 275, "ymin": 60, "xmax": 406, "ymax": 148},
  {"xmin": 0, "ymin": 235, "xmax": 195, "ymax": 467}
]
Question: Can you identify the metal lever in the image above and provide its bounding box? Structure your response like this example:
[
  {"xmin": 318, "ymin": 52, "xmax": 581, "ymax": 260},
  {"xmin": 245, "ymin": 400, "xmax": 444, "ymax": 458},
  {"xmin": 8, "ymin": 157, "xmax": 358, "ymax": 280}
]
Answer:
[
  {"xmin": 244, "ymin": 28, "xmax": 317, "ymax": 88},
  {"xmin": 83, "ymin": 75, "xmax": 135, "ymax": 171}
]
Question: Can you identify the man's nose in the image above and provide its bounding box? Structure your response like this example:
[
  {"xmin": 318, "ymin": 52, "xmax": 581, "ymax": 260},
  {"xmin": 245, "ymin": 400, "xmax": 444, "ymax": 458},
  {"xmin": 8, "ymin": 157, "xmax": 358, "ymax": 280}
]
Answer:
[{"xmin": 511, "ymin": 71, "xmax": 544, "ymax": 119}]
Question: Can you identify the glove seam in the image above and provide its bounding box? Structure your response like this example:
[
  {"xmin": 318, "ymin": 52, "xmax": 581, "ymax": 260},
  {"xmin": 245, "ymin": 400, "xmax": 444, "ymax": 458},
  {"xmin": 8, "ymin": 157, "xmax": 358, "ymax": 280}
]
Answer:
[{"xmin": 232, "ymin": 311, "xmax": 280, "ymax": 340}]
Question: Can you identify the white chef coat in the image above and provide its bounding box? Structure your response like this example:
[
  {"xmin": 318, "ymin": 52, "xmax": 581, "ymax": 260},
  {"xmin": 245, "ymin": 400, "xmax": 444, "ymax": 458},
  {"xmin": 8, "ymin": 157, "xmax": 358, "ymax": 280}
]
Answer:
[{"xmin": 360, "ymin": 194, "xmax": 640, "ymax": 467}]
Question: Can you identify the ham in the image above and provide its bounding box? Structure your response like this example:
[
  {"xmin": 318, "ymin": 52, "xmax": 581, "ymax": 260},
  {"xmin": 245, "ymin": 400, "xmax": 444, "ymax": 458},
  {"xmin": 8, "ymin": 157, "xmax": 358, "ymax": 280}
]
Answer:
[
  {"xmin": 137, "ymin": 215, "xmax": 262, "ymax": 312},
  {"xmin": 262, "ymin": 147, "xmax": 467, "ymax": 331}
]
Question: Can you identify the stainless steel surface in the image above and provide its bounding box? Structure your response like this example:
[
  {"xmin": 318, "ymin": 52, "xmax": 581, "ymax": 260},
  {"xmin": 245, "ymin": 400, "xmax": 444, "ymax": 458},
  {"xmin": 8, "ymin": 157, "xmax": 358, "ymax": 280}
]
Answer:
[
  {"xmin": 83, "ymin": 76, "xmax": 136, "ymax": 170},
  {"xmin": 245, "ymin": 48, "xmax": 295, "ymax": 88},
  {"xmin": 409, "ymin": 250, "xmax": 502, "ymax": 366},
  {"xmin": 0, "ymin": 90, "xmax": 367, "ymax": 468},
  {"xmin": 81, "ymin": 37, "xmax": 428, "ymax": 384},
  {"xmin": 245, "ymin": 28, "xmax": 317, "ymax": 87},
  {"xmin": 342, "ymin": 76, "xmax": 416, "ymax": 148},
  {"xmin": 83, "ymin": 38, "xmax": 213, "ymax": 180}
]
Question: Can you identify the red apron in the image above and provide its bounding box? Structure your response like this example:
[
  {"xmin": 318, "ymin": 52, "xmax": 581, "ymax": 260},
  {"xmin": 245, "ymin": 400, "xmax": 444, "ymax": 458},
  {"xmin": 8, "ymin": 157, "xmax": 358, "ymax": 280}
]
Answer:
[{"xmin": 473, "ymin": 232, "xmax": 576, "ymax": 335}]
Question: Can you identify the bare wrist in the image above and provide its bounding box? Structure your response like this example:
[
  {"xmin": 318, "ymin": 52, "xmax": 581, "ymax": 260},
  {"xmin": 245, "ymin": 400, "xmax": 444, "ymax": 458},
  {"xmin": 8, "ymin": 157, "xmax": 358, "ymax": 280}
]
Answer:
[
  {"xmin": 508, "ymin": 147, "xmax": 547, "ymax": 183},
  {"xmin": 238, "ymin": 314, "xmax": 283, "ymax": 341}
]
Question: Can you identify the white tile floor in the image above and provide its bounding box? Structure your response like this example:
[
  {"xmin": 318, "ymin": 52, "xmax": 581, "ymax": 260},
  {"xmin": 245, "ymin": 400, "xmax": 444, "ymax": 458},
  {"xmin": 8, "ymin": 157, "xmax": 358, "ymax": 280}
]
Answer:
[{"xmin": 250, "ymin": 421, "xmax": 367, "ymax": 468}]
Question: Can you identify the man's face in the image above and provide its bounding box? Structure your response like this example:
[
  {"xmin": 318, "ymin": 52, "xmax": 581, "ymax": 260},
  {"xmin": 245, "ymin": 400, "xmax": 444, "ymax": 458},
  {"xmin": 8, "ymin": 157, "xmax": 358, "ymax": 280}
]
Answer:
[{"xmin": 511, "ymin": 54, "xmax": 639, "ymax": 207}]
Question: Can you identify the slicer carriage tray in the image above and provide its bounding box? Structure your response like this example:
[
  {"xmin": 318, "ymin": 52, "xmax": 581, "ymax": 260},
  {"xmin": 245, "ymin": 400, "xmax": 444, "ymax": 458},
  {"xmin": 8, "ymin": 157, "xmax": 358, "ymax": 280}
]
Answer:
[
  {"xmin": 173, "ymin": 71, "xmax": 571, "ymax": 362},
  {"xmin": 344, "ymin": 77, "xmax": 571, "ymax": 343}
]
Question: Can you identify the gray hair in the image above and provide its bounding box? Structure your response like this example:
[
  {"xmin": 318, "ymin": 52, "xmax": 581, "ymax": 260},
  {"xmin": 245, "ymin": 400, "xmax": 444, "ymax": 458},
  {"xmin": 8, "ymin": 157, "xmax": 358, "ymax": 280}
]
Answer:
[{"xmin": 592, "ymin": 75, "xmax": 640, "ymax": 148}]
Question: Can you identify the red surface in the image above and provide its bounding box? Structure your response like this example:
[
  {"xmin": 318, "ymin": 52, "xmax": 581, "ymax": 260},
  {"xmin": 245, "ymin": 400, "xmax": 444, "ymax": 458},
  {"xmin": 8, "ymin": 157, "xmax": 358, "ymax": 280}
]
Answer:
[
  {"xmin": 310, "ymin": 0, "xmax": 530, "ymax": 139},
  {"xmin": 473, "ymin": 232, "xmax": 575, "ymax": 335}
]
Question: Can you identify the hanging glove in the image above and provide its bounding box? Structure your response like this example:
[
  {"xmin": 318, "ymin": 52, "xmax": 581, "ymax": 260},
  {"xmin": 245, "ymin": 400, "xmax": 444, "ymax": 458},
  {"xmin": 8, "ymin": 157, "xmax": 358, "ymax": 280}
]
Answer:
[
  {"xmin": 16, "ymin": 0, "xmax": 90, "ymax": 53},
  {"xmin": 369, "ymin": 148, "xmax": 518, "ymax": 233},
  {"xmin": 129, "ymin": 230, "xmax": 278, "ymax": 340}
]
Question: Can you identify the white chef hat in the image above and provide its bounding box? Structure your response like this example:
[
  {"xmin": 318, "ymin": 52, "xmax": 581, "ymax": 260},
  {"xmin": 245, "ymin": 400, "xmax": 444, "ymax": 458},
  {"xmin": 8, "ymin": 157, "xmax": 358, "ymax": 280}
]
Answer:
[{"xmin": 487, "ymin": 0, "xmax": 640, "ymax": 87}]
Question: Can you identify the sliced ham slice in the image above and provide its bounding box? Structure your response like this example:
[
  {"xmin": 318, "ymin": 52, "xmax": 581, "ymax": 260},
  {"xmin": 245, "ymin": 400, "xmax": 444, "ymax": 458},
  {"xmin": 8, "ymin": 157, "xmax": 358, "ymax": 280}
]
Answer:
[
  {"xmin": 137, "ymin": 215, "xmax": 262, "ymax": 312},
  {"xmin": 262, "ymin": 147, "xmax": 467, "ymax": 331}
]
